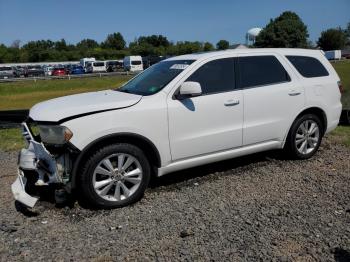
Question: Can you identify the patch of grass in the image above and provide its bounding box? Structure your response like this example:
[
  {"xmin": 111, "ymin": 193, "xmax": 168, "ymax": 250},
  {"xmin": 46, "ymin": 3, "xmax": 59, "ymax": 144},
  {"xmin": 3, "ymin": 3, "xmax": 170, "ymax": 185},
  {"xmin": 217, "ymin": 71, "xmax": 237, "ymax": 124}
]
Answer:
[
  {"xmin": 0, "ymin": 75, "xmax": 131, "ymax": 110},
  {"xmin": 332, "ymin": 60, "xmax": 350, "ymax": 108},
  {"xmin": 0, "ymin": 128, "xmax": 25, "ymax": 151},
  {"xmin": 327, "ymin": 125, "xmax": 350, "ymax": 147}
]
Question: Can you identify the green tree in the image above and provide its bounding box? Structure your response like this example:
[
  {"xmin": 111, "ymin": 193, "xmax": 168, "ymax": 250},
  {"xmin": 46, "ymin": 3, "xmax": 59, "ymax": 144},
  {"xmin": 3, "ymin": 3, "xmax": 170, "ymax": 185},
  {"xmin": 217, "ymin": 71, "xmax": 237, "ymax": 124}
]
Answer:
[
  {"xmin": 255, "ymin": 11, "xmax": 309, "ymax": 48},
  {"xmin": 317, "ymin": 28, "xmax": 347, "ymax": 51},
  {"xmin": 137, "ymin": 35, "xmax": 170, "ymax": 47},
  {"xmin": 54, "ymin": 39, "xmax": 68, "ymax": 51},
  {"xmin": 203, "ymin": 42, "xmax": 214, "ymax": 51},
  {"xmin": 77, "ymin": 39, "xmax": 99, "ymax": 49},
  {"xmin": 102, "ymin": 32, "xmax": 126, "ymax": 50},
  {"xmin": 0, "ymin": 44, "xmax": 8, "ymax": 63},
  {"xmin": 344, "ymin": 22, "xmax": 350, "ymax": 46},
  {"xmin": 176, "ymin": 41, "xmax": 203, "ymax": 55},
  {"xmin": 130, "ymin": 42, "xmax": 158, "ymax": 56},
  {"xmin": 22, "ymin": 40, "xmax": 55, "ymax": 50},
  {"xmin": 216, "ymin": 40, "xmax": 229, "ymax": 50}
]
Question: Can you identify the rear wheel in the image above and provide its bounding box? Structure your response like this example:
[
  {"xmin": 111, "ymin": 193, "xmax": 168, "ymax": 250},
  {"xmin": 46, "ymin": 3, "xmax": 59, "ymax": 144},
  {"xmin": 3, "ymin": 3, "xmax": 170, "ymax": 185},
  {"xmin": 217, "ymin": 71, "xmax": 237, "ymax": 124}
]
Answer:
[
  {"xmin": 285, "ymin": 114, "xmax": 323, "ymax": 159},
  {"xmin": 78, "ymin": 143, "xmax": 150, "ymax": 209}
]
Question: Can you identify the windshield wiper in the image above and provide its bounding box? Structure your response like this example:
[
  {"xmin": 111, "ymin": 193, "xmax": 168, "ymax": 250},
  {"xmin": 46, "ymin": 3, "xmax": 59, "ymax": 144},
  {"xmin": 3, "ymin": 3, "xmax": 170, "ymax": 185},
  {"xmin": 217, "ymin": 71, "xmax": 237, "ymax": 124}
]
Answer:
[{"xmin": 116, "ymin": 89, "xmax": 130, "ymax": 93}]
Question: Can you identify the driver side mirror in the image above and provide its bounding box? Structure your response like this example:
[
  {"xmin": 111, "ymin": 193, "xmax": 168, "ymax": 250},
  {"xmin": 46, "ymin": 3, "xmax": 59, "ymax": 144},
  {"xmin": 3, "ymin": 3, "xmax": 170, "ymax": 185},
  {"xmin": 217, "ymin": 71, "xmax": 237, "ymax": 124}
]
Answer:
[{"xmin": 176, "ymin": 81, "xmax": 202, "ymax": 100}]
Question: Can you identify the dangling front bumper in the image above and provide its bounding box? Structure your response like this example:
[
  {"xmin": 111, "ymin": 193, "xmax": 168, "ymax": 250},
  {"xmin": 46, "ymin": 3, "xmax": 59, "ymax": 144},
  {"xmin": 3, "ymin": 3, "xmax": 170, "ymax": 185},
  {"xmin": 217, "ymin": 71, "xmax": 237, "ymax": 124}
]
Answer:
[
  {"xmin": 11, "ymin": 170, "xmax": 38, "ymax": 208},
  {"xmin": 11, "ymin": 122, "xmax": 66, "ymax": 208}
]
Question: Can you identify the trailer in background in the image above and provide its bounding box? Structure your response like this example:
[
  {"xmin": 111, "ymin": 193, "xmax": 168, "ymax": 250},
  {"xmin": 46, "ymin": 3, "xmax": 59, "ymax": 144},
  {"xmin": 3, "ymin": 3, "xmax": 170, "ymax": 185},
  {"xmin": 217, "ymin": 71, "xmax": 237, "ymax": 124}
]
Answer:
[
  {"xmin": 324, "ymin": 50, "xmax": 341, "ymax": 60},
  {"xmin": 123, "ymin": 56, "xmax": 143, "ymax": 72},
  {"xmin": 80, "ymin": 57, "xmax": 96, "ymax": 71}
]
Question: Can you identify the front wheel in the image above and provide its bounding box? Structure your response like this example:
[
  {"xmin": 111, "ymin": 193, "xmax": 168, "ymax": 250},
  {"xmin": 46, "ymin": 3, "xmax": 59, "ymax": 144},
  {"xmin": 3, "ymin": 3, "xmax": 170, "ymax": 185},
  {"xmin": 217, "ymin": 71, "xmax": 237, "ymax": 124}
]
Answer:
[
  {"xmin": 285, "ymin": 114, "xmax": 323, "ymax": 159},
  {"xmin": 78, "ymin": 143, "xmax": 151, "ymax": 209}
]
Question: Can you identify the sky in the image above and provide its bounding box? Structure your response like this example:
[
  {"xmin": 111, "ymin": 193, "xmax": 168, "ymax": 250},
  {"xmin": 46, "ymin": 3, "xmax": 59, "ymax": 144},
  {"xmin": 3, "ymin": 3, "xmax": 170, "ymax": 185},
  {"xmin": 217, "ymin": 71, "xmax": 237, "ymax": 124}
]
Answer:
[{"xmin": 0, "ymin": 0, "xmax": 349, "ymax": 47}]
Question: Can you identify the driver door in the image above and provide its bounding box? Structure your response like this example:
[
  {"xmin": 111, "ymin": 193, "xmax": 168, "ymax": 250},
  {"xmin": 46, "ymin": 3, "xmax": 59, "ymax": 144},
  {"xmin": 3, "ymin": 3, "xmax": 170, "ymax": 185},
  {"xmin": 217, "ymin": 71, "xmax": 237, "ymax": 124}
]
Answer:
[{"xmin": 167, "ymin": 57, "xmax": 243, "ymax": 161}]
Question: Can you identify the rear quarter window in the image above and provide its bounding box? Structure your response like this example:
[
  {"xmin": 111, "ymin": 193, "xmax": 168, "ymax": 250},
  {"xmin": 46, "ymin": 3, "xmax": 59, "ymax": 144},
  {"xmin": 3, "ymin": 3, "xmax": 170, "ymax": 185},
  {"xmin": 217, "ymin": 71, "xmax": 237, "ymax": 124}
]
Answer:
[{"xmin": 286, "ymin": 56, "xmax": 329, "ymax": 78}]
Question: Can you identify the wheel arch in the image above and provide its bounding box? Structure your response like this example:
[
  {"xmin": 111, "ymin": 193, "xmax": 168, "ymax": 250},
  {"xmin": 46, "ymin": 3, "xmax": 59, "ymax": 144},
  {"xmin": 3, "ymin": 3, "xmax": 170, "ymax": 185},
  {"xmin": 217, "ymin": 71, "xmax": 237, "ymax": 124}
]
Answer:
[
  {"xmin": 295, "ymin": 107, "xmax": 327, "ymax": 134},
  {"xmin": 70, "ymin": 133, "xmax": 161, "ymax": 189},
  {"xmin": 283, "ymin": 106, "xmax": 328, "ymax": 148}
]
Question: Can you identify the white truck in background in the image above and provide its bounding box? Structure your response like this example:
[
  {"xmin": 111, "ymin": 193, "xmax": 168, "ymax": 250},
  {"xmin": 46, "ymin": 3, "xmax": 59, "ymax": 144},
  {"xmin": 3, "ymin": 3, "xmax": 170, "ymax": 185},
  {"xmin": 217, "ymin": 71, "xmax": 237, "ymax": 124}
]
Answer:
[
  {"xmin": 85, "ymin": 61, "xmax": 106, "ymax": 73},
  {"xmin": 80, "ymin": 58, "xmax": 96, "ymax": 72},
  {"xmin": 324, "ymin": 50, "xmax": 341, "ymax": 60},
  {"xmin": 123, "ymin": 56, "xmax": 143, "ymax": 72}
]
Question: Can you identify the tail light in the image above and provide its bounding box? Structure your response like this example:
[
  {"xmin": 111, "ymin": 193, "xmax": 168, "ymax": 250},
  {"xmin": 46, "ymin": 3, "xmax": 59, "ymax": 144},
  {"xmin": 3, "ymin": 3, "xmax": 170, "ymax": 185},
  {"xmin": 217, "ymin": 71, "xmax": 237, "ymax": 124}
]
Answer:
[{"xmin": 338, "ymin": 81, "xmax": 344, "ymax": 94}]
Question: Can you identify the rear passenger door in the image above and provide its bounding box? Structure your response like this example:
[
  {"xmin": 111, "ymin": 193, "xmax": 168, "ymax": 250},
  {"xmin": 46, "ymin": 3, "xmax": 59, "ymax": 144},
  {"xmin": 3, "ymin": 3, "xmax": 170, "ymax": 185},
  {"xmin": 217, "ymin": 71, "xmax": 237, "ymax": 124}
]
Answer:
[{"xmin": 238, "ymin": 54, "xmax": 305, "ymax": 145}]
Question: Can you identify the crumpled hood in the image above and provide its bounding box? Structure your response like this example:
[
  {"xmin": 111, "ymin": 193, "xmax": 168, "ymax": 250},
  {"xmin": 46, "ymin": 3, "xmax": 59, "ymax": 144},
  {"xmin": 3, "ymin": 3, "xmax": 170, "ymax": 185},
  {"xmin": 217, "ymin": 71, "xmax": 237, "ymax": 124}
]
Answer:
[{"xmin": 29, "ymin": 90, "xmax": 142, "ymax": 122}]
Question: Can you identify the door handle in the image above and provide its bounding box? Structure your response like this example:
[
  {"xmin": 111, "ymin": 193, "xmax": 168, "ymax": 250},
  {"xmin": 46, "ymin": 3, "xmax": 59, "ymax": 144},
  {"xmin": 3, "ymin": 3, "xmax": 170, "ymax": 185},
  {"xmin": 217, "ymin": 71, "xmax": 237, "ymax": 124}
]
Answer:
[
  {"xmin": 289, "ymin": 91, "xmax": 301, "ymax": 96},
  {"xmin": 224, "ymin": 100, "xmax": 240, "ymax": 106}
]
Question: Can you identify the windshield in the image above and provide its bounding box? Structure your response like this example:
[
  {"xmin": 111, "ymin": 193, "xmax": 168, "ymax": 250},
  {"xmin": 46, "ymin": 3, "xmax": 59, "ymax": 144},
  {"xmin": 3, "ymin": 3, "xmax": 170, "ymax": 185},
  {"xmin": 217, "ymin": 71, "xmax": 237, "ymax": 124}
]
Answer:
[{"xmin": 118, "ymin": 60, "xmax": 195, "ymax": 96}]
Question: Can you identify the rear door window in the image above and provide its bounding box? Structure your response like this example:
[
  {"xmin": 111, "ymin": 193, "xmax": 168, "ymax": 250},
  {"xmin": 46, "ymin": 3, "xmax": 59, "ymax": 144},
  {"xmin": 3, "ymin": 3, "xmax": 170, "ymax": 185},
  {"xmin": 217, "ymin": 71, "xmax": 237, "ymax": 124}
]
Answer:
[
  {"xmin": 286, "ymin": 56, "xmax": 329, "ymax": 78},
  {"xmin": 238, "ymin": 55, "xmax": 290, "ymax": 88}
]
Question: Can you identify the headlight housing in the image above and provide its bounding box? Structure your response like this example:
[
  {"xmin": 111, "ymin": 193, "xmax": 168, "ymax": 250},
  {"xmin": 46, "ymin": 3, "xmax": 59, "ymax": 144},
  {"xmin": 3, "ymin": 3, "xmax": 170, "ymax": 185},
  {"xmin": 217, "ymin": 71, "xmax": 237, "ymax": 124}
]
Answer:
[{"xmin": 38, "ymin": 125, "xmax": 73, "ymax": 145}]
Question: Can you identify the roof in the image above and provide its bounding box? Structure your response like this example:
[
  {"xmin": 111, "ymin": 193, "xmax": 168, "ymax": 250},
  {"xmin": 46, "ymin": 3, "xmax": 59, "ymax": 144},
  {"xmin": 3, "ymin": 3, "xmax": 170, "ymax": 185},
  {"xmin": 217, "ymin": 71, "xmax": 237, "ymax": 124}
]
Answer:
[{"xmin": 165, "ymin": 48, "xmax": 324, "ymax": 62}]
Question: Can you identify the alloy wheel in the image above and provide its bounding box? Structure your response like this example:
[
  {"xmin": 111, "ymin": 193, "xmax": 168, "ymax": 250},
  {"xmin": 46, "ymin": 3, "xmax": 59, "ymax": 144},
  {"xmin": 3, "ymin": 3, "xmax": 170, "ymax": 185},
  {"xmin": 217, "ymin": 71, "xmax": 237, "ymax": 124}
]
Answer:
[
  {"xmin": 92, "ymin": 153, "xmax": 143, "ymax": 202},
  {"xmin": 295, "ymin": 120, "xmax": 320, "ymax": 155}
]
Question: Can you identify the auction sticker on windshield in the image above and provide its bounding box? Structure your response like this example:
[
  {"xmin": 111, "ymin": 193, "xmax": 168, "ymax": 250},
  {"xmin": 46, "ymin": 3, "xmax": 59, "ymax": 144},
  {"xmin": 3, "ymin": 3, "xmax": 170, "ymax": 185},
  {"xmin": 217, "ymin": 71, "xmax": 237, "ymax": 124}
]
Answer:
[{"xmin": 170, "ymin": 64, "xmax": 190, "ymax": 70}]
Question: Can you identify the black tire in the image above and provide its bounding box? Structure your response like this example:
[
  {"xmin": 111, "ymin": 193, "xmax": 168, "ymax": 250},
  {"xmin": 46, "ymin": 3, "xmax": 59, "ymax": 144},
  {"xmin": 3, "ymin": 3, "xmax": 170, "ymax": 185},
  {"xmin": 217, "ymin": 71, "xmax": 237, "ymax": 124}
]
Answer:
[
  {"xmin": 285, "ymin": 114, "xmax": 323, "ymax": 159},
  {"xmin": 78, "ymin": 143, "xmax": 151, "ymax": 209}
]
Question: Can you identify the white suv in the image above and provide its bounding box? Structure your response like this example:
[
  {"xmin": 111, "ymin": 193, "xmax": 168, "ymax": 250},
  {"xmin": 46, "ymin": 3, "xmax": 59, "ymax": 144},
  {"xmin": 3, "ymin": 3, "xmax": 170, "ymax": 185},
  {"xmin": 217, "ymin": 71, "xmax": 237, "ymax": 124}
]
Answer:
[{"xmin": 12, "ymin": 49, "xmax": 342, "ymax": 209}]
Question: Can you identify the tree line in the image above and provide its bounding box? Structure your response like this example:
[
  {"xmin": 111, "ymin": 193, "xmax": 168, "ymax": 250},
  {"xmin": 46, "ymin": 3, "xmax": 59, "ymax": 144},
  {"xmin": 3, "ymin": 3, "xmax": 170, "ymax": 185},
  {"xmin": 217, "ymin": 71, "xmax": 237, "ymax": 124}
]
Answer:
[
  {"xmin": 0, "ymin": 11, "xmax": 349, "ymax": 63},
  {"xmin": 0, "ymin": 33, "xmax": 230, "ymax": 63}
]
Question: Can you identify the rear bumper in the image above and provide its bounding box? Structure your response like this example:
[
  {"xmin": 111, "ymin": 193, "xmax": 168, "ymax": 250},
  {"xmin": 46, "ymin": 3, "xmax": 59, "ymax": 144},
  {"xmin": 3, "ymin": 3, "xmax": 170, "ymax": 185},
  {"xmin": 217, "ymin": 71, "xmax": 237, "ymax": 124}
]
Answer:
[{"xmin": 326, "ymin": 103, "xmax": 342, "ymax": 134}]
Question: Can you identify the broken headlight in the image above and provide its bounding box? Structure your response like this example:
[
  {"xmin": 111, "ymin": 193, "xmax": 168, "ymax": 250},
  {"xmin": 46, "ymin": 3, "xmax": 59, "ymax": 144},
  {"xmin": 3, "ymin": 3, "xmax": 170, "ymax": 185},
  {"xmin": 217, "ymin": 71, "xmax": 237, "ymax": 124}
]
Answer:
[{"xmin": 38, "ymin": 125, "xmax": 73, "ymax": 145}]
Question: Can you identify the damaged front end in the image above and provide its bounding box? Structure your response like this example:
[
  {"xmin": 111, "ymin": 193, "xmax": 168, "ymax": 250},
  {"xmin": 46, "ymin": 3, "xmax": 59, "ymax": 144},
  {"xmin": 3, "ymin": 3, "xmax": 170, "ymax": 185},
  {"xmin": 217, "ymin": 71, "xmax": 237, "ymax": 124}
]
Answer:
[{"xmin": 11, "ymin": 121, "xmax": 77, "ymax": 208}]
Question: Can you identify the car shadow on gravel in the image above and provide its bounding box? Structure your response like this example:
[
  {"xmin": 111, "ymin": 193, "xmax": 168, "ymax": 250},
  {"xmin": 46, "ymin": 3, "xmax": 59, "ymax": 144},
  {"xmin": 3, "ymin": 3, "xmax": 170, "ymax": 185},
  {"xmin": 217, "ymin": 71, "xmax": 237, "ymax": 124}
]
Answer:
[
  {"xmin": 149, "ymin": 149, "xmax": 287, "ymax": 189},
  {"xmin": 332, "ymin": 247, "xmax": 350, "ymax": 262}
]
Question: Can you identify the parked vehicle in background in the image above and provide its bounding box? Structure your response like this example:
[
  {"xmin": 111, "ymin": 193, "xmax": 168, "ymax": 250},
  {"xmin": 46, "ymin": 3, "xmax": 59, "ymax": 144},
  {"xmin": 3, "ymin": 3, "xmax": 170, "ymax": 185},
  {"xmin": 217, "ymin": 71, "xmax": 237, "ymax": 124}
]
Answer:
[
  {"xmin": 24, "ymin": 65, "xmax": 45, "ymax": 77},
  {"xmin": 86, "ymin": 61, "xmax": 106, "ymax": 73},
  {"xmin": 142, "ymin": 55, "xmax": 165, "ymax": 69},
  {"xmin": 106, "ymin": 60, "xmax": 124, "ymax": 72},
  {"xmin": 324, "ymin": 50, "xmax": 341, "ymax": 60},
  {"xmin": 14, "ymin": 66, "xmax": 26, "ymax": 77},
  {"xmin": 43, "ymin": 66, "xmax": 54, "ymax": 76},
  {"xmin": 64, "ymin": 64, "xmax": 74, "ymax": 74},
  {"xmin": 0, "ymin": 66, "xmax": 15, "ymax": 79},
  {"xmin": 51, "ymin": 67, "xmax": 66, "ymax": 76},
  {"xmin": 123, "ymin": 56, "xmax": 143, "ymax": 72},
  {"xmin": 80, "ymin": 57, "xmax": 96, "ymax": 72},
  {"xmin": 11, "ymin": 49, "xmax": 342, "ymax": 209},
  {"xmin": 70, "ymin": 65, "xmax": 85, "ymax": 75}
]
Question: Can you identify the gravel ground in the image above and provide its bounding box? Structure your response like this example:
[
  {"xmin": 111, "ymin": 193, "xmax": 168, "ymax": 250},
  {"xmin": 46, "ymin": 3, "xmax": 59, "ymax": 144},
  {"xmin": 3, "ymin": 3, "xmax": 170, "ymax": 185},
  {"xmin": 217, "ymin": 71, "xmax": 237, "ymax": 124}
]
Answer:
[{"xmin": 0, "ymin": 137, "xmax": 349, "ymax": 261}]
